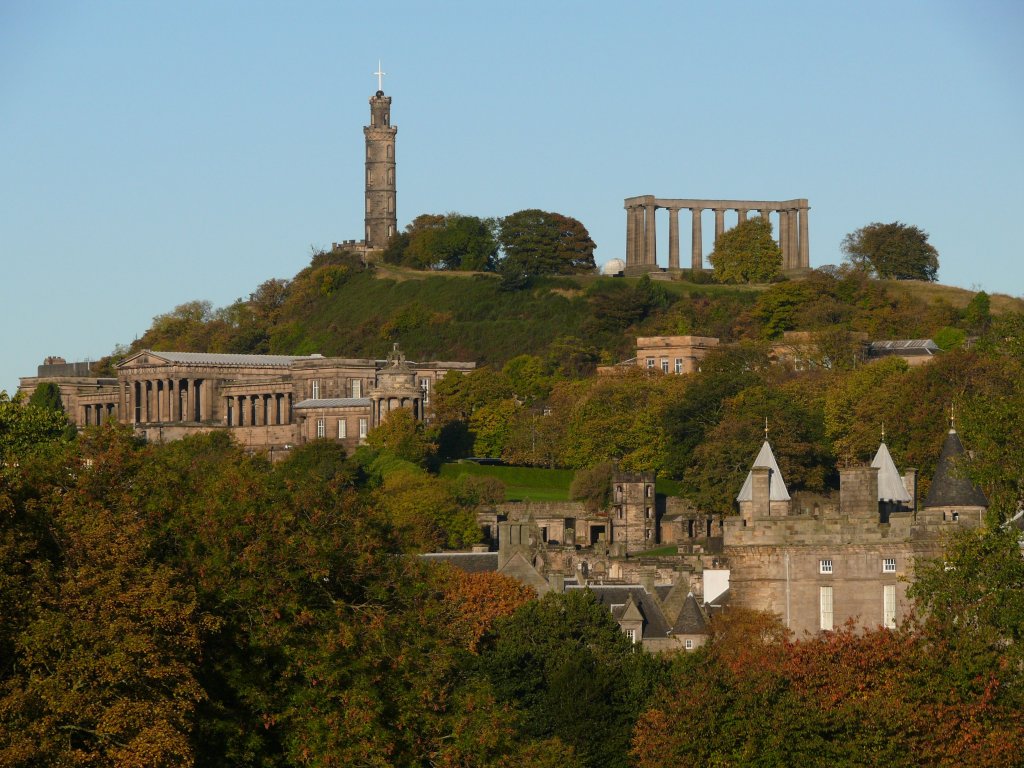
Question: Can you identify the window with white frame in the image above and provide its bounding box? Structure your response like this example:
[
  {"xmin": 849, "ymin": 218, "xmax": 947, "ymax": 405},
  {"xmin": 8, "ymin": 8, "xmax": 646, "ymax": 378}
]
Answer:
[
  {"xmin": 819, "ymin": 559, "xmax": 833, "ymax": 574},
  {"xmin": 645, "ymin": 357, "xmax": 655, "ymax": 370},
  {"xmin": 661, "ymin": 358, "xmax": 669, "ymax": 373},
  {"xmin": 419, "ymin": 377, "xmax": 430, "ymax": 402},
  {"xmin": 820, "ymin": 586, "xmax": 834, "ymax": 631},
  {"xmin": 883, "ymin": 585, "xmax": 897, "ymax": 629},
  {"xmin": 685, "ymin": 639, "xmax": 694, "ymax": 650},
  {"xmin": 316, "ymin": 418, "xmax": 325, "ymax": 438},
  {"xmin": 624, "ymin": 628, "xmax": 637, "ymax": 644},
  {"xmin": 882, "ymin": 557, "xmax": 897, "ymax": 573},
  {"xmin": 311, "ymin": 379, "xmax": 321, "ymax": 399},
  {"xmin": 358, "ymin": 417, "xmax": 368, "ymax": 439},
  {"xmin": 674, "ymin": 358, "xmax": 683, "ymax": 374},
  {"xmin": 338, "ymin": 419, "xmax": 347, "ymax": 439},
  {"xmin": 351, "ymin": 379, "xmax": 362, "ymax": 398}
]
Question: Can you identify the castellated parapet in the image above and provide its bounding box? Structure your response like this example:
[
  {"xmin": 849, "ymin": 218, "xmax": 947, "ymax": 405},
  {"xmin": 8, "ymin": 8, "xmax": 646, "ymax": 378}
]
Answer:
[{"xmin": 364, "ymin": 89, "xmax": 397, "ymax": 249}]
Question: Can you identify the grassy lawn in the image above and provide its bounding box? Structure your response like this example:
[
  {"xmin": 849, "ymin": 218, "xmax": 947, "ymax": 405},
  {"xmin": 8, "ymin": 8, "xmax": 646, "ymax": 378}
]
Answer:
[{"xmin": 440, "ymin": 462, "xmax": 574, "ymax": 502}]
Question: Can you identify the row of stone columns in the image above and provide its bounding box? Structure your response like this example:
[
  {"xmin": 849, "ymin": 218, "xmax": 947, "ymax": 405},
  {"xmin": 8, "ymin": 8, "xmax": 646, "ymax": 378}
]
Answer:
[
  {"xmin": 225, "ymin": 393, "xmax": 293, "ymax": 427},
  {"xmin": 372, "ymin": 395, "xmax": 421, "ymax": 424},
  {"xmin": 81, "ymin": 402, "xmax": 117, "ymax": 426},
  {"xmin": 126, "ymin": 378, "xmax": 208, "ymax": 424},
  {"xmin": 625, "ymin": 201, "xmax": 810, "ymax": 271}
]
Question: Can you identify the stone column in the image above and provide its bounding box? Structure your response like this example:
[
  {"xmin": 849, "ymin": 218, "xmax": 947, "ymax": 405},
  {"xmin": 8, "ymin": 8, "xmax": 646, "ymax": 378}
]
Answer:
[
  {"xmin": 184, "ymin": 379, "xmax": 194, "ymax": 423},
  {"xmin": 787, "ymin": 210, "xmax": 798, "ymax": 269},
  {"xmin": 668, "ymin": 208, "xmax": 679, "ymax": 270},
  {"xmin": 798, "ymin": 204, "xmax": 810, "ymax": 268},
  {"xmin": 644, "ymin": 203, "xmax": 657, "ymax": 266},
  {"xmin": 286, "ymin": 394, "xmax": 293, "ymax": 425},
  {"xmin": 625, "ymin": 206, "xmax": 635, "ymax": 265},
  {"xmin": 146, "ymin": 380, "xmax": 154, "ymax": 423},
  {"xmin": 691, "ymin": 208, "xmax": 703, "ymax": 270},
  {"xmin": 254, "ymin": 395, "xmax": 263, "ymax": 427},
  {"xmin": 714, "ymin": 208, "xmax": 725, "ymax": 245},
  {"xmin": 737, "ymin": 208, "xmax": 748, "ymax": 224},
  {"xmin": 777, "ymin": 211, "xmax": 790, "ymax": 269},
  {"xmin": 760, "ymin": 208, "xmax": 771, "ymax": 224}
]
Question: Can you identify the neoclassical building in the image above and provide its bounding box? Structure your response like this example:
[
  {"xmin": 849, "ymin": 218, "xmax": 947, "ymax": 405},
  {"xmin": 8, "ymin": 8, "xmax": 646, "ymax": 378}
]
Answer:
[{"xmin": 19, "ymin": 345, "xmax": 473, "ymax": 456}]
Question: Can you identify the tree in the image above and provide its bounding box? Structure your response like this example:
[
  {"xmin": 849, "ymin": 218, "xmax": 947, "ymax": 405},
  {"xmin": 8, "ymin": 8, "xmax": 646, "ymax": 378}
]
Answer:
[
  {"xmin": 365, "ymin": 407, "xmax": 434, "ymax": 466},
  {"xmin": 841, "ymin": 221, "xmax": 939, "ymax": 281},
  {"xmin": 497, "ymin": 209, "xmax": 596, "ymax": 280},
  {"xmin": 709, "ymin": 217, "xmax": 782, "ymax": 284},
  {"xmin": 385, "ymin": 213, "xmax": 498, "ymax": 271}
]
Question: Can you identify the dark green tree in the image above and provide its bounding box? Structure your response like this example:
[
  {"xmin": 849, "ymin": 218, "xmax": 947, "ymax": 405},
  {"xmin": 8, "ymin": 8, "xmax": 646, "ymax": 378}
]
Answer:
[
  {"xmin": 708, "ymin": 217, "xmax": 782, "ymax": 284},
  {"xmin": 841, "ymin": 221, "xmax": 939, "ymax": 281},
  {"xmin": 27, "ymin": 382, "xmax": 63, "ymax": 412},
  {"xmin": 385, "ymin": 213, "xmax": 498, "ymax": 271},
  {"xmin": 497, "ymin": 209, "xmax": 596, "ymax": 279}
]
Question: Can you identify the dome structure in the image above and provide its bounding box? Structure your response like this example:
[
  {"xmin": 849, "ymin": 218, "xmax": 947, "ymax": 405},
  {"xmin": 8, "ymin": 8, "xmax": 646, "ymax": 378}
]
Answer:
[{"xmin": 602, "ymin": 258, "xmax": 626, "ymax": 276}]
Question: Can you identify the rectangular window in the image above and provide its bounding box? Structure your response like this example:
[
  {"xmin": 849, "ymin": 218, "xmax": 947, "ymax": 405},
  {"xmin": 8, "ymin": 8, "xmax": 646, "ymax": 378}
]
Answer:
[
  {"xmin": 820, "ymin": 586, "xmax": 834, "ymax": 631},
  {"xmin": 645, "ymin": 357, "xmax": 655, "ymax": 370},
  {"xmin": 351, "ymin": 379, "xmax": 362, "ymax": 398},
  {"xmin": 661, "ymin": 358, "xmax": 669, "ymax": 373},
  {"xmin": 882, "ymin": 557, "xmax": 897, "ymax": 573},
  {"xmin": 624, "ymin": 628, "xmax": 637, "ymax": 644},
  {"xmin": 674, "ymin": 358, "xmax": 683, "ymax": 374},
  {"xmin": 819, "ymin": 559, "xmax": 833, "ymax": 574},
  {"xmin": 358, "ymin": 418, "xmax": 368, "ymax": 439},
  {"xmin": 883, "ymin": 585, "xmax": 897, "ymax": 629},
  {"xmin": 311, "ymin": 379, "xmax": 320, "ymax": 399},
  {"xmin": 685, "ymin": 639, "xmax": 694, "ymax": 650},
  {"xmin": 338, "ymin": 419, "xmax": 347, "ymax": 439},
  {"xmin": 316, "ymin": 418, "xmax": 325, "ymax": 438}
]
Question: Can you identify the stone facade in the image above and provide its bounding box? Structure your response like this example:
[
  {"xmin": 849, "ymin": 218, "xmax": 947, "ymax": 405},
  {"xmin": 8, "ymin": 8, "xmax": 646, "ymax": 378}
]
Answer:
[
  {"xmin": 364, "ymin": 88, "xmax": 397, "ymax": 249},
  {"xmin": 18, "ymin": 345, "xmax": 473, "ymax": 457},
  {"xmin": 635, "ymin": 336, "xmax": 719, "ymax": 375}
]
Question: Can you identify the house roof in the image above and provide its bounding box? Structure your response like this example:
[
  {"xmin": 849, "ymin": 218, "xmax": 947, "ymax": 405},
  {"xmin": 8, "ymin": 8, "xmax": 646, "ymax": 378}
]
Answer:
[
  {"xmin": 737, "ymin": 440, "xmax": 791, "ymax": 502},
  {"xmin": 119, "ymin": 350, "xmax": 313, "ymax": 368},
  {"xmin": 671, "ymin": 593, "xmax": 709, "ymax": 635},
  {"xmin": 868, "ymin": 339, "xmax": 939, "ymax": 356},
  {"xmin": 293, "ymin": 398, "xmax": 372, "ymax": 409},
  {"xmin": 420, "ymin": 552, "xmax": 499, "ymax": 574},
  {"xmin": 871, "ymin": 441, "xmax": 912, "ymax": 503},
  {"xmin": 569, "ymin": 585, "xmax": 672, "ymax": 638},
  {"xmin": 923, "ymin": 429, "xmax": 989, "ymax": 508}
]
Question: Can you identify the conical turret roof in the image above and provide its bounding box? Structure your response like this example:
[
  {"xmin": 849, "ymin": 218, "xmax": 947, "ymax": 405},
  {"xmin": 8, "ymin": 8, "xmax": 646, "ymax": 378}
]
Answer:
[
  {"xmin": 671, "ymin": 593, "xmax": 709, "ymax": 636},
  {"xmin": 923, "ymin": 429, "xmax": 988, "ymax": 508},
  {"xmin": 737, "ymin": 440, "xmax": 791, "ymax": 502},
  {"xmin": 871, "ymin": 441, "xmax": 912, "ymax": 503}
]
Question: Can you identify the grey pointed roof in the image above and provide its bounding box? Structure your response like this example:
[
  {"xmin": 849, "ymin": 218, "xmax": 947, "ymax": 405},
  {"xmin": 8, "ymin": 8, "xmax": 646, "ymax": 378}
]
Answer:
[
  {"xmin": 871, "ymin": 442, "xmax": 912, "ymax": 503},
  {"xmin": 923, "ymin": 429, "xmax": 988, "ymax": 508},
  {"xmin": 737, "ymin": 441, "xmax": 791, "ymax": 502},
  {"xmin": 569, "ymin": 585, "xmax": 672, "ymax": 638},
  {"xmin": 671, "ymin": 593, "xmax": 709, "ymax": 636}
]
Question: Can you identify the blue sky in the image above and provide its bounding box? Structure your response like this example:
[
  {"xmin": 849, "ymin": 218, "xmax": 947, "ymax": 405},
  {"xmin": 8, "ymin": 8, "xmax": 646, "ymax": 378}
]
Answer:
[{"xmin": 2, "ymin": 1, "xmax": 1022, "ymax": 392}]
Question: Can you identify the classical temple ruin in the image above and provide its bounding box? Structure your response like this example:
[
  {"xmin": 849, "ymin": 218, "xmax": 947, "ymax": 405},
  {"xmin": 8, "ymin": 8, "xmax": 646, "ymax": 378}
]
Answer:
[{"xmin": 623, "ymin": 195, "xmax": 811, "ymax": 275}]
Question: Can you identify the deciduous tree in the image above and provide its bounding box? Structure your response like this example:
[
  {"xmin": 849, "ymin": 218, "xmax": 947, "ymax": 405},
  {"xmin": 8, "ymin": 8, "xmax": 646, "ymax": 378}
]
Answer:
[
  {"xmin": 709, "ymin": 217, "xmax": 782, "ymax": 284},
  {"xmin": 497, "ymin": 209, "xmax": 596, "ymax": 279},
  {"xmin": 841, "ymin": 221, "xmax": 939, "ymax": 281}
]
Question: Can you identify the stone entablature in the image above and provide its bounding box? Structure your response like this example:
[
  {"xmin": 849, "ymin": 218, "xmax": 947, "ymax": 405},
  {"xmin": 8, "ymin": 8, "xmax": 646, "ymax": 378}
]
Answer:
[{"xmin": 624, "ymin": 194, "xmax": 810, "ymax": 275}]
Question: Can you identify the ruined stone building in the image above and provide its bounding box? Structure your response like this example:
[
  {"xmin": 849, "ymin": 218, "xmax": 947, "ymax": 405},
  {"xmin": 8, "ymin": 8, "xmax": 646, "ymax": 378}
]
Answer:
[{"xmin": 18, "ymin": 345, "xmax": 473, "ymax": 457}]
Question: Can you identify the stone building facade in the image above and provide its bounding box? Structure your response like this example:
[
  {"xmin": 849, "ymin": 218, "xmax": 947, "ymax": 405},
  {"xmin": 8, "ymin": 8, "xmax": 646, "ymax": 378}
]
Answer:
[
  {"xmin": 18, "ymin": 345, "xmax": 473, "ymax": 457},
  {"xmin": 364, "ymin": 83, "xmax": 397, "ymax": 249}
]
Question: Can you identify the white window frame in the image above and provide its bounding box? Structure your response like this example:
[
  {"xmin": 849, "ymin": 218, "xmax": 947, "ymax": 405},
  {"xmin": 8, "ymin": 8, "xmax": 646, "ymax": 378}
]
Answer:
[
  {"xmin": 820, "ymin": 586, "xmax": 834, "ymax": 631},
  {"xmin": 883, "ymin": 584, "xmax": 897, "ymax": 629},
  {"xmin": 351, "ymin": 379, "xmax": 362, "ymax": 398},
  {"xmin": 645, "ymin": 357, "xmax": 655, "ymax": 370},
  {"xmin": 674, "ymin": 357, "xmax": 683, "ymax": 374},
  {"xmin": 316, "ymin": 418, "xmax": 325, "ymax": 438},
  {"xmin": 685, "ymin": 639, "xmax": 694, "ymax": 650},
  {"xmin": 882, "ymin": 557, "xmax": 897, "ymax": 573},
  {"xmin": 311, "ymin": 379, "xmax": 320, "ymax": 399},
  {"xmin": 819, "ymin": 559, "xmax": 833, "ymax": 574},
  {"xmin": 358, "ymin": 417, "xmax": 368, "ymax": 439},
  {"xmin": 337, "ymin": 419, "xmax": 347, "ymax": 439},
  {"xmin": 624, "ymin": 628, "xmax": 637, "ymax": 644},
  {"xmin": 661, "ymin": 357, "xmax": 669, "ymax": 373}
]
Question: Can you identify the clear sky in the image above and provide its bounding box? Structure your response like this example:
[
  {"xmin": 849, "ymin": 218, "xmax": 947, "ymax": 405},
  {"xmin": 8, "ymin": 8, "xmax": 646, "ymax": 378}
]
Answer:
[{"xmin": 2, "ymin": 1, "xmax": 1022, "ymax": 392}]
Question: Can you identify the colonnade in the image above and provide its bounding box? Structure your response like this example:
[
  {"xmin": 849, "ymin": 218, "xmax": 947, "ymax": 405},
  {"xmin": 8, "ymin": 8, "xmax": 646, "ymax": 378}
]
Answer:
[
  {"xmin": 371, "ymin": 394, "xmax": 421, "ymax": 424},
  {"xmin": 624, "ymin": 196, "xmax": 810, "ymax": 272},
  {"xmin": 81, "ymin": 402, "xmax": 117, "ymax": 426},
  {"xmin": 125, "ymin": 378, "xmax": 209, "ymax": 424},
  {"xmin": 225, "ymin": 393, "xmax": 294, "ymax": 427}
]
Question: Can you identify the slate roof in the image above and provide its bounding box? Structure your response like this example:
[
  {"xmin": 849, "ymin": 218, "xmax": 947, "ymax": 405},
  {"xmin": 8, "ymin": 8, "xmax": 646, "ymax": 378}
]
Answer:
[
  {"xmin": 671, "ymin": 593, "xmax": 709, "ymax": 635},
  {"xmin": 737, "ymin": 440, "xmax": 791, "ymax": 502},
  {"xmin": 868, "ymin": 339, "xmax": 939, "ymax": 356},
  {"xmin": 420, "ymin": 552, "xmax": 499, "ymax": 574},
  {"xmin": 123, "ymin": 350, "xmax": 314, "ymax": 368},
  {"xmin": 923, "ymin": 429, "xmax": 989, "ymax": 508},
  {"xmin": 871, "ymin": 441, "xmax": 912, "ymax": 503},
  {"xmin": 568, "ymin": 585, "xmax": 672, "ymax": 638},
  {"xmin": 293, "ymin": 398, "xmax": 372, "ymax": 409}
]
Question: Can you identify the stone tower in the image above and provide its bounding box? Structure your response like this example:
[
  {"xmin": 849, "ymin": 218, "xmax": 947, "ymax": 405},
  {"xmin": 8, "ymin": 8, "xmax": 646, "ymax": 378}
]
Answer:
[{"xmin": 363, "ymin": 69, "xmax": 397, "ymax": 250}]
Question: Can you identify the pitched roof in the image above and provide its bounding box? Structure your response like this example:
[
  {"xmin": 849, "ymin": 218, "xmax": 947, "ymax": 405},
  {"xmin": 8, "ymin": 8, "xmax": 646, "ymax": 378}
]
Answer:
[
  {"xmin": 736, "ymin": 441, "xmax": 791, "ymax": 502},
  {"xmin": 119, "ymin": 350, "xmax": 313, "ymax": 368},
  {"xmin": 923, "ymin": 429, "xmax": 989, "ymax": 508},
  {"xmin": 568, "ymin": 585, "xmax": 672, "ymax": 639},
  {"xmin": 671, "ymin": 593, "xmax": 709, "ymax": 635},
  {"xmin": 293, "ymin": 398, "xmax": 372, "ymax": 409},
  {"xmin": 871, "ymin": 441, "xmax": 912, "ymax": 503}
]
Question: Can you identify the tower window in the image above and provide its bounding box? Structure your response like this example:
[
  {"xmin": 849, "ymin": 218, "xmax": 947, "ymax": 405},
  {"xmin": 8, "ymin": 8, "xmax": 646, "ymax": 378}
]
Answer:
[
  {"xmin": 820, "ymin": 586, "xmax": 834, "ymax": 631},
  {"xmin": 819, "ymin": 559, "xmax": 833, "ymax": 574},
  {"xmin": 883, "ymin": 584, "xmax": 897, "ymax": 629},
  {"xmin": 882, "ymin": 557, "xmax": 897, "ymax": 573}
]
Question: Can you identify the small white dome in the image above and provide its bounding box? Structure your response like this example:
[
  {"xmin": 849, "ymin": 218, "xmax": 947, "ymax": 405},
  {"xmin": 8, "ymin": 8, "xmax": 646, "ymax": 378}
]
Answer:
[{"xmin": 603, "ymin": 258, "xmax": 626, "ymax": 275}]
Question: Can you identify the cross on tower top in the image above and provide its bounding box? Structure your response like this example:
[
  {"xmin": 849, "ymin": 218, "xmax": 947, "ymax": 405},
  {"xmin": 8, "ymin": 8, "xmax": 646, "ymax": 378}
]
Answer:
[{"xmin": 374, "ymin": 60, "xmax": 386, "ymax": 92}]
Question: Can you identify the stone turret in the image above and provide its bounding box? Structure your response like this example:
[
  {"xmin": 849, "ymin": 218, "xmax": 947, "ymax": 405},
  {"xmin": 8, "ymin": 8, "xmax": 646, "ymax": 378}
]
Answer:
[
  {"xmin": 920, "ymin": 427, "xmax": 988, "ymax": 526},
  {"xmin": 736, "ymin": 440, "xmax": 791, "ymax": 521},
  {"xmin": 364, "ymin": 81, "xmax": 397, "ymax": 249}
]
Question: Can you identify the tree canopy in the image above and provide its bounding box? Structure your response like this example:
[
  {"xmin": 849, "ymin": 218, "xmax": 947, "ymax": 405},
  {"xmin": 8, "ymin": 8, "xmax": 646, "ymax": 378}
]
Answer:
[
  {"xmin": 708, "ymin": 217, "xmax": 782, "ymax": 284},
  {"xmin": 384, "ymin": 212, "xmax": 499, "ymax": 271},
  {"xmin": 841, "ymin": 221, "xmax": 940, "ymax": 281},
  {"xmin": 497, "ymin": 209, "xmax": 596, "ymax": 281}
]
